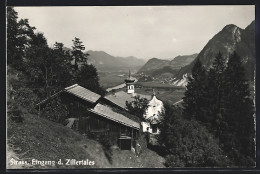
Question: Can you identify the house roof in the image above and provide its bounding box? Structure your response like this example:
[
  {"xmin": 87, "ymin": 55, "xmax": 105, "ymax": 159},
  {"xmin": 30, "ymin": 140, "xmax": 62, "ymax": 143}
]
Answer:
[
  {"xmin": 90, "ymin": 103, "xmax": 140, "ymax": 130},
  {"xmin": 65, "ymin": 84, "xmax": 101, "ymax": 104},
  {"xmin": 148, "ymin": 95, "xmax": 163, "ymax": 107},
  {"xmin": 36, "ymin": 84, "xmax": 101, "ymax": 106},
  {"xmin": 104, "ymin": 91, "xmax": 135, "ymax": 110},
  {"xmin": 104, "ymin": 91, "xmax": 151, "ymax": 110}
]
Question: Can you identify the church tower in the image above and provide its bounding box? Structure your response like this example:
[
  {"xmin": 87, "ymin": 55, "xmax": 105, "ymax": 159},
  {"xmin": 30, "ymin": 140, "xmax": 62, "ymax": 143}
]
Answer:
[{"xmin": 125, "ymin": 70, "xmax": 135, "ymax": 94}]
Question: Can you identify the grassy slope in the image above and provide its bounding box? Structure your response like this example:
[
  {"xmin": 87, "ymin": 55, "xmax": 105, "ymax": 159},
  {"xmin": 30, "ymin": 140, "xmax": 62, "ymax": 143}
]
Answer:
[
  {"xmin": 7, "ymin": 113, "xmax": 111, "ymax": 169},
  {"xmin": 7, "ymin": 112, "xmax": 165, "ymax": 169}
]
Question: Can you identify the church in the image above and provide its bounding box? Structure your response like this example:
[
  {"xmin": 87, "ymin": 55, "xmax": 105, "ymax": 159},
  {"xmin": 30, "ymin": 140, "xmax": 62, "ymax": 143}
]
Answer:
[{"xmin": 104, "ymin": 71, "xmax": 164, "ymax": 136}]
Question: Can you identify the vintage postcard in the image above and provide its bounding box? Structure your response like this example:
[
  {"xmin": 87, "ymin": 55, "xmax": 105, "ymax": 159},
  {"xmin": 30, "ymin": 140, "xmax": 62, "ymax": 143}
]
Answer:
[{"xmin": 6, "ymin": 5, "xmax": 256, "ymax": 169}]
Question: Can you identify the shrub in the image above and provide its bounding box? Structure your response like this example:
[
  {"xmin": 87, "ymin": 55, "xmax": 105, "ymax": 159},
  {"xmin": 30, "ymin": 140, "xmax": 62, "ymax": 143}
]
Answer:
[
  {"xmin": 7, "ymin": 101, "xmax": 23, "ymax": 123},
  {"xmin": 97, "ymin": 135, "xmax": 113, "ymax": 164},
  {"xmin": 13, "ymin": 87, "xmax": 38, "ymax": 114},
  {"xmin": 41, "ymin": 98, "xmax": 68, "ymax": 123},
  {"xmin": 162, "ymin": 119, "xmax": 231, "ymax": 167}
]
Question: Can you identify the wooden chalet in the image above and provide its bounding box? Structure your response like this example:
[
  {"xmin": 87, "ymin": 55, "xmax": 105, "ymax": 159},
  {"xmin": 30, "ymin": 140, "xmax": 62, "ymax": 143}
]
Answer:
[{"xmin": 36, "ymin": 84, "xmax": 140, "ymax": 150}]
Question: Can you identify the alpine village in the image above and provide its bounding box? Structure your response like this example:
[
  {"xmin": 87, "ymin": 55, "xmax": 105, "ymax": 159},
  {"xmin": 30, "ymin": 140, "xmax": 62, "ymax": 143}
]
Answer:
[{"xmin": 7, "ymin": 7, "xmax": 256, "ymax": 168}]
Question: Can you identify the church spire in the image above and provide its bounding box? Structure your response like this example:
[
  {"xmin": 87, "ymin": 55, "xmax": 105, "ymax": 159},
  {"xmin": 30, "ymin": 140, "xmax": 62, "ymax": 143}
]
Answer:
[
  {"xmin": 125, "ymin": 69, "xmax": 135, "ymax": 94},
  {"xmin": 152, "ymin": 88, "xmax": 156, "ymax": 96}
]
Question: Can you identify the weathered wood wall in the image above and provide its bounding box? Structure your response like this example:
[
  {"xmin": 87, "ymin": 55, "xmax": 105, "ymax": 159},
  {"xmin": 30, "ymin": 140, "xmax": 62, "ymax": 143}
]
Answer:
[{"xmin": 59, "ymin": 92, "xmax": 139, "ymax": 145}]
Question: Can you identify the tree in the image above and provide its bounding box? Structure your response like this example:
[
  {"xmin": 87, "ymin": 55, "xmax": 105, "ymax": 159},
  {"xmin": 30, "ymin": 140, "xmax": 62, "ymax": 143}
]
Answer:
[
  {"xmin": 49, "ymin": 42, "xmax": 74, "ymax": 94},
  {"xmin": 24, "ymin": 32, "xmax": 52, "ymax": 97},
  {"xmin": 126, "ymin": 95, "xmax": 149, "ymax": 121},
  {"xmin": 158, "ymin": 103, "xmax": 230, "ymax": 167},
  {"xmin": 182, "ymin": 59, "xmax": 208, "ymax": 121},
  {"xmin": 157, "ymin": 103, "xmax": 182, "ymax": 148},
  {"xmin": 7, "ymin": 7, "xmax": 18, "ymax": 64},
  {"xmin": 71, "ymin": 37, "xmax": 89, "ymax": 70},
  {"xmin": 222, "ymin": 51, "xmax": 255, "ymax": 165},
  {"xmin": 206, "ymin": 52, "xmax": 227, "ymax": 136},
  {"xmin": 7, "ymin": 7, "xmax": 35, "ymax": 69},
  {"xmin": 75, "ymin": 64, "xmax": 106, "ymax": 96}
]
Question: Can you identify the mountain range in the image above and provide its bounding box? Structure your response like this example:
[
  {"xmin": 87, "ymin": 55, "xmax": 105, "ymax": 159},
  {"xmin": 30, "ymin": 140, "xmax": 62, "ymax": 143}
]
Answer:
[
  {"xmin": 171, "ymin": 20, "xmax": 255, "ymax": 86},
  {"xmin": 63, "ymin": 47, "xmax": 146, "ymax": 72},
  {"xmin": 63, "ymin": 20, "xmax": 255, "ymax": 84},
  {"xmin": 86, "ymin": 50, "xmax": 146, "ymax": 72},
  {"xmin": 138, "ymin": 53, "xmax": 198, "ymax": 76}
]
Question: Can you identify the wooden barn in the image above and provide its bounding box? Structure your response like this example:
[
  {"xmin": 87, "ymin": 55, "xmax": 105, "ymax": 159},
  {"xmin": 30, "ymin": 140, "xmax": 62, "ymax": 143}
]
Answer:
[{"xmin": 36, "ymin": 84, "xmax": 140, "ymax": 150}]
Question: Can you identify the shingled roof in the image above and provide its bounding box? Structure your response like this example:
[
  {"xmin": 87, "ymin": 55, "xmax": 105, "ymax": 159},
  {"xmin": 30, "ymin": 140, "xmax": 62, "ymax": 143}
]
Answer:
[
  {"xmin": 36, "ymin": 84, "xmax": 101, "ymax": 106},
  {"xmin": 104, "ymin": 91, "xmax": 151, "ymax": 110},
  {"xmin": 90, "ymin": 103, "xmax": 140, "ymax": 130},
  {"xmin": 104, "ymin": 91, "xmax": 135, "ymax": 110},
  {"xmin": 65, "ymin": 84, "xmax": 101, "ymax": 104}
]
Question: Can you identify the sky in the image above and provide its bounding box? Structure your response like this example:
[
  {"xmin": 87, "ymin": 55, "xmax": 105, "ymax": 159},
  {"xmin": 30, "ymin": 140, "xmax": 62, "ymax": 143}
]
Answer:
[{"xmin": 14, "ymin": 6, "xmax": 255, "ymax": 60}]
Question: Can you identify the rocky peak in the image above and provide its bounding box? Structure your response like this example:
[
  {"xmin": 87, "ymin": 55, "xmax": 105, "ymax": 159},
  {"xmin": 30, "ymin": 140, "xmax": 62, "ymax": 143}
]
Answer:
[
  {"xmin": 220, "ymin": 24, "xmax": 242, "ymax": 43},
  {"xmin": 171, "ymin": 20, "xmax": 255, "ymax": 86}
]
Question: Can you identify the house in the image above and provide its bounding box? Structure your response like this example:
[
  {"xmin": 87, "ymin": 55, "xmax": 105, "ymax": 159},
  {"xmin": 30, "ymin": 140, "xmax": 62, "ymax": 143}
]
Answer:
[
  {"xmin": 36, "ymin": 83, "xmax": 140, "ymax": 150},
  {"xmin": 36, "ymin": 71, "xmax": 166, "ymax": 150}
]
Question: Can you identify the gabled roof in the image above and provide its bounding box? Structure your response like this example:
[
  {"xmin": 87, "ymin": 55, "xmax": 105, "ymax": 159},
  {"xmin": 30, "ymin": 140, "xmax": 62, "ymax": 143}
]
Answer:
[
  {"xmin": 148, "ymin": 95, "xmax": 163, "ymax": 107},
  {"xmin": 36, "ymin": 84, "xmax": 101, "ymax": 106},
  {"xmin": 65, "ymin": 84, "xmax": 101, "ymax": 104},
  {"xmin": 90, "ymin": 103, "xmax": 140, "ymax": 130}
]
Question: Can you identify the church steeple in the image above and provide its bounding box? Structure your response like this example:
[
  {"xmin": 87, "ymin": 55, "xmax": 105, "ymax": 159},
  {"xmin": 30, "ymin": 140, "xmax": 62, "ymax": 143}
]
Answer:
[
  {"xmin": 125, "ymin": 70, "xmax": 135, "ymax": 94},
  {"xmin": 152, "ymin": 88, "xmax": 156, "ymax": 96}
]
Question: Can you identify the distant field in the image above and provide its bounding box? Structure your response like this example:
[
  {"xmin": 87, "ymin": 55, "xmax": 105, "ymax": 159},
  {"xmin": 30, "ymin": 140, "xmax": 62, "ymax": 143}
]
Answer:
[
  {"xmin": 98, "ymin": 72, "xmax": 126, "ymax": 89},
  {"xmin": 136, "ymin": 81, "xmax": 185, "ymax": 89},
  {"xmin": 98, "ymin": 72, "xmax": 185, "ymax": 104},
  {"xmin": 135, "ymin": 88, "xmax": 185, "ymax": 105}
]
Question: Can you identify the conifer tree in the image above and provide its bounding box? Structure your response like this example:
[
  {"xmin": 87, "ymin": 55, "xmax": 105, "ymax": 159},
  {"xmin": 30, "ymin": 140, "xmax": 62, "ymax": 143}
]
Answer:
[
  {"xmin": 49, "ymin": 42, "xmax": 74, "ymax": 93},
  {"xmin": 25, "ymin": 32, "xmax": 52, "ymax": 97},
  {"xmin": 71, "ymin": 38, "xmax": 106, "ymax": 95},
  {"xmin": 206, "ymin": 52, "xmax": 227, "ymax": 136},
  {"xmin": 7, "ymin": 7, "xmax": 35, "ymax": 69},
  {"xmin": 222, "ymin": 51, "xmax": 255, "ymax": 165},
  {"xmin": 71, "ymin": 37, "xmax": 89, "ymax": 70},
  {"xmin": 75, "ymin": 64, "xmax": 106, "ymax": 95},
  {"xmin": 182, "ymin": 59, "xmax": 208, "ymax": 121}
]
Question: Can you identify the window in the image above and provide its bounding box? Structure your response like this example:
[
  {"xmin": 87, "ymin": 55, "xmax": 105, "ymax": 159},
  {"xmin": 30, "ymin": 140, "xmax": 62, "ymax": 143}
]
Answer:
[
  {"xmin": 129, "ymin": 85, "xmax": 134, "ymax": 90},
  {"xmin": 151, "ymin": 124, "xmax": 157, "ymax": 133}
]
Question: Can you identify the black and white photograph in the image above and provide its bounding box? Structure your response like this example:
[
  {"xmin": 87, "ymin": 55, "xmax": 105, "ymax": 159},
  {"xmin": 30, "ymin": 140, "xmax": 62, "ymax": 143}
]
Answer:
[{"xmin": 6, "ymin": 5, "xmax": 256, "ymax": 169}]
